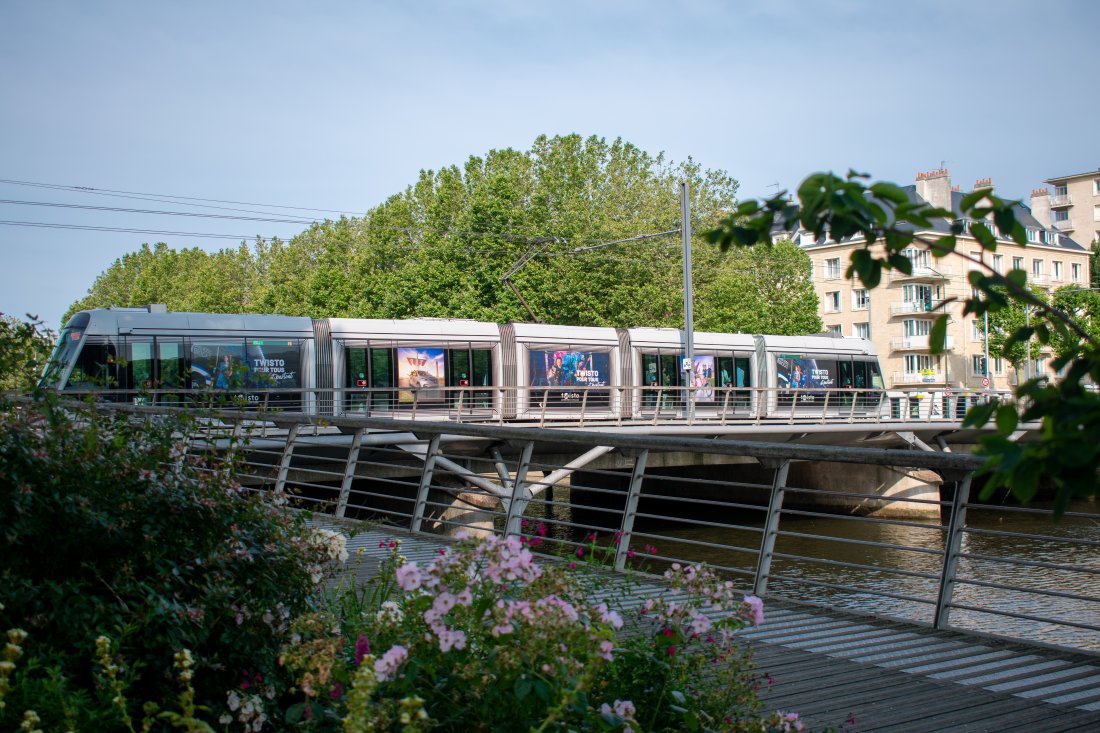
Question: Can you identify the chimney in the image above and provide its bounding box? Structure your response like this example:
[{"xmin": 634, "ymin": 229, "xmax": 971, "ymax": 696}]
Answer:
[
  {"xmin": 915, "ymin": 168, "xmax": 952, "ymax": 211},
  {"xmin": 1030, "ymin": 187, "xmax": 1051, "ymax": 228},
  {"xmin": 973, "ymin": 177, "xmax": 993, "ymax": 190}
]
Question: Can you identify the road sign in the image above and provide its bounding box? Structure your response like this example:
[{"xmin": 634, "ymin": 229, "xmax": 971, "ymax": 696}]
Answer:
[
  {"xmin": 681, "ymin": 358, "xmax": 694, "ymax": 373},
  {"xmin": 981, "ymin": 377, "xmax": 990, "ymax": 388},
  {"xmin": 944, "ymin": 388, "xmax": 953, "ymax": 396}
]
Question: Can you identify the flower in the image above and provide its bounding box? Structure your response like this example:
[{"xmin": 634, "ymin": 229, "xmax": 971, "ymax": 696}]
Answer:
[
  {"xmin": 395, "ymin": 562, "xmax": 424, "ymax": 591},
  {"xmin": 742, "ymin": 595, "xmax": 764, "ymax": 626},
  {"xmin": 374, "ymin": 644, "xmax": 408, "ymax": 682},
  {"xmin": 355, "ymin": 635, "xmax": 371, "ymax": 666}
]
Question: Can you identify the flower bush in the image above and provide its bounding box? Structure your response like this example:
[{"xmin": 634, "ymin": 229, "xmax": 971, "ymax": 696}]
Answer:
[
  {"xmin": 275, "ymin": 530, "xmax": 818, "ymax": 732},
  {"xmin": 0, "ymin": 396, "xmax": 339, "ymax": 730}
]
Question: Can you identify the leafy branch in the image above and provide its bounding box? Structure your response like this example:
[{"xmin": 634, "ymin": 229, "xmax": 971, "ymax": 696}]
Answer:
[{"xmin": 706, "ymin": 170, "xmax": 1100, "ymax": 515}]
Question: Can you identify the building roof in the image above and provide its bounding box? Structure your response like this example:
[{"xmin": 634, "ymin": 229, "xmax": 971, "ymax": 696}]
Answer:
[{"xmin": 1044, "ymin": 168, "xmax": 1100, "ymax": 185}]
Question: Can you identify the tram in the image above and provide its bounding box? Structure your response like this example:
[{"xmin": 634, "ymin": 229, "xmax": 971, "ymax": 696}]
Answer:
[{"xmin": 40, "ymin": 306, "xmax": 886, "ymax": 420}]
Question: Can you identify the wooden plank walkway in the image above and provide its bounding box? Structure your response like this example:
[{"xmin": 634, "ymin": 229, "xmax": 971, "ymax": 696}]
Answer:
[{"xmin": 316, "ymin": 519, "xmax": 1100, "ymax": 732}]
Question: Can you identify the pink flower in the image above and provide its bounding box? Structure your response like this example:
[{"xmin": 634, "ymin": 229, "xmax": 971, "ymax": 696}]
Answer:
[
  {"xmin": 742, "ymin": 595, "xmax": 764, "ymax": 626},
  {"xmin": 576, "ymin": 547, "xmax": 585, "ymax": 558},
  {"xmin": 599, "ymin": 640, "xmax": 614, "ymax": 661},
  {"xmin": 329, "ymin": 682, "xmax": 344, "ymax": 699},
  {"xmin": 568, "ymin": 562, "xmax": 577, "ymax": 571},
  {"xmin": 374, "ymin": 644, "xmax": 408, "ymax": 681},
  {"xmin": 536, "ymin": 523, "xmax": 547, "ymax": 537},
  {"xmin": 395, "ymin": 563, "xmax": 424, "ymax": 591},
  {"xmin": 627, "ymin": 548, "xmax": 635, "ymax": 559},
  {"xmin": 586, "ymin": 532, "xmax": 597, "ymax": 542},
  {"xmin": 662, "ymin": 627, "xmax": 674, "ymax": 638},
  {"xmin": 667, "ymin": 645, "xmax": 677, "ymax": 657}
]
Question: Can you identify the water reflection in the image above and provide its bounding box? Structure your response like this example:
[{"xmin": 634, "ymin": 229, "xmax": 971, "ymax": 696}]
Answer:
[{"xmin": 523, "ymin": 490, "xmax": 1100, "ymax": 652}]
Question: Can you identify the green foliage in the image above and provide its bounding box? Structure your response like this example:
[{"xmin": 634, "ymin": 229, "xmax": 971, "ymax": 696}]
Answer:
[
  {"xmin": 0, "ymin": 315, "xmax": 54, "ymax": 392},
  {"xmin": 707, "ymin": 170, "xmax": 1099, "ymax": 514},
  {"xmin": 0, "ymin": 397, "xmax": 333, "ymax": 730},
  {"xmin": 68, "ymin": 135, "xmax": 821, "ymax": 334}
]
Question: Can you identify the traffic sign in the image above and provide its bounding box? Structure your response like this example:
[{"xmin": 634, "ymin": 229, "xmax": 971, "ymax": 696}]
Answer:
[
  {"xmin": 981, "ymin": 377, "xmax": 990, "ymax": 388},
  {"xmin": 944, "ymin": 388, "xmax": 953, "ymax": 396},
  {"xmin": 681, "ymin": 358, "xmax": 694, "ymax": 373}
]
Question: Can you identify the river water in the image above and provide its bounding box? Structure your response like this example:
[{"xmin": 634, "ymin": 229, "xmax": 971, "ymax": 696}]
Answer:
[{"xmin": 527, "ymin": 491, "xmax": 1100, "ymax": 653}]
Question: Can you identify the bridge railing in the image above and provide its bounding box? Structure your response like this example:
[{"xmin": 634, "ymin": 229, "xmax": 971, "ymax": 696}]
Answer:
[
  {"xmin": 93, "ymin": 401, "xmax": 1092, "ymax": 655},
  {"xmin": 36, "ymin": 384, "xmax": 1009, "ymax": 427}
]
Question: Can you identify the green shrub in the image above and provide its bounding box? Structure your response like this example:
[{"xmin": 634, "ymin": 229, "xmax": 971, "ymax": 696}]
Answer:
[{"xmin": 0, "ymin": 397, "xmax": 332, "ymax": 730}]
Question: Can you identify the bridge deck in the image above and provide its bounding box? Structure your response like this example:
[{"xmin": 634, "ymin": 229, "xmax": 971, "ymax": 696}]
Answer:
[{"xmin": 318, "ymin": 519, "xmax": 1100, "ymax": 732}]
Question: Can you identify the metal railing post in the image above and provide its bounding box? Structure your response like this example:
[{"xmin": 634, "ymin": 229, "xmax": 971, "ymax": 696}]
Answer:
[
  {"xmin": 336, "ymin": 428, "xmax": 366, "ymax": 518},
  {"xmin": 504, "ymin": 441, "xmax": 535, "ymax": 538},
  {"xmin": 753, "ymin": 458, "xmax": 791, "ymax": 597},
  {"xmin": 934, "ymin": 474, "xmax": 973, "ymax": 629},
  {"xmin": 411, "ymin": 435, "xmax": 442, "ymax": 534},
  {"xmin": 273, "ymin": 423, "xmax": 301, "ymax": 498},
  {"xmin": 615, "ymin": 449, "xmax": 649, "ymax": 571}
]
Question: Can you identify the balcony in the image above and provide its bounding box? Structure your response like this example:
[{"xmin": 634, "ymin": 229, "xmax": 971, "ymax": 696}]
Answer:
[
  {"xmin": 889, "ymin": 300, "xmax": 948, "ymax": 316},
  {"xmin": 1049, "ymin": 194, "xmax": 1073, "ymax": 207},
  {"xmin": 892, "ymin": 371, "xmax": 945, "ymax": 386},
  {"xmin": 890, "ymin": 335, "xmax": 954, "ymax": 351},
  {"xmin": 889, "ymin": 264, "xmax": 954, "ymax": 282},
  {"xmin": 1029, "ymin": 272, "xmax": 1050, "ymax": 287},
  {"xmin": 1053, "ymin": 219, "xmax": 1075, "ymax": 231}
]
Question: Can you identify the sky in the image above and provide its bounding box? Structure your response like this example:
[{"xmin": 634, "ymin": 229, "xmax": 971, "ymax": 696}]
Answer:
[{"xmin": 1, "ymin": 0, "xmax": 1097, "ymax": 330}]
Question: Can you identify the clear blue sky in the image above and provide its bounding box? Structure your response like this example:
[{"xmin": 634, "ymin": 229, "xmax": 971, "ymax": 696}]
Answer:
[{"xmin": 2, "ymin": 0, "xmax": 1097, "ymax": 329}]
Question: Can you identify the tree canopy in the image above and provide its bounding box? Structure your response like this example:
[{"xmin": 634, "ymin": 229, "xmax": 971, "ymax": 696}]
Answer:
[{"xmin": 67, "ymin": 135, "xmax": 821, "ymax": 335}]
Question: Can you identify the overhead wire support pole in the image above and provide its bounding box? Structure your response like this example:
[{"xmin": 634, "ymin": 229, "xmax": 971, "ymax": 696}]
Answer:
[
  {"xmin": 681, "ymin": 182, "xmax": 695, "ymax": 421},
  {"xmin": 500, "ymin": 236, "xmax": 557, "ymax": 323}
]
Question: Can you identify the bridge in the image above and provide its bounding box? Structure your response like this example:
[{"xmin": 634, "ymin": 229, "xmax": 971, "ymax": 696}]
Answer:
[{"xmin": 34, "ymin": 395, "xmax": 1100, "ymax": 727}]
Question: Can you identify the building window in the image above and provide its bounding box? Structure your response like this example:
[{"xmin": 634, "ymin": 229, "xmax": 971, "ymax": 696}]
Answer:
[
  {"xmin": 903, "ymin": 319, "xmax": 931, "ymax": 337},
  {"xmin": 824, "ymin": 258, "xmax": 842, "ymax": 280},
  {"xmin": 972, "ymin": 355, "xmax": 987, "ymax": 376},
  {"xmin": 993, "ymin": 357, "xmax": 1004, "ymax": 375},
  {"xmin": 903, "ymin": 247, "xmax": 930, "ymax": 270},
  {"xmin": 972, "ymin": 320, "xmax": 983, "ymax": 341},
  {"xmin": 905, "ymin": 354, "xmax": 936, "ymax": 373},
  {"xmin": 825, "ymin": 324, "xmax": 843, "ymax": 336},
  {"xmin": 852, "ymin": 289, "xmax": 870, "ymax": 310},
  {"xmin": 825, "ymin": 291, "xmax": 841, "ymax": 312},
  {"xmin": 969, "ymin": 250, "xmax": 983, "ymax": 272},
  {"xmin": 1095, "ymin": 179, "xmax": 1100, "ymax": 195},
  {"xmin": 992, "ymin": 254, "xmax": 1004, "ymax": 274},
  {"xmin": 854, "ymin": 322, "xmax": 870, "ymax": 339},
  {"xmin": 1026, "ymin": 228, "xmax": 1040, "ymax": 243},
  {"xmin": 1032, "ymin": 259, "xmax": 1044, "ymax": 276},
  {"xmin": 1053, "ymin": 261, "xmax": 1063, "ymax": 281},
  {"xmin": 1053, "ymin": 210, "xmax": 1070, "ymax": 223},
  {"xmin": 1012, "ymin": 256, "xmax": 1024, "ymax": 271},
  {"xmin": 1073, "ymin": 263, "xmax": 1083, "ymax": 282},
  {"xmin": 1094, "ymin": 205, "xmax": 1100, "ymax": 222}
]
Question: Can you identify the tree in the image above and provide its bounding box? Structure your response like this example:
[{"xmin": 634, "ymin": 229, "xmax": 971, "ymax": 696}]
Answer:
[
  {"xmin": 0, "ymin": 315, "xmax": 53, "ymax": 391},
  {"xmin": 67, "ymin": 135, "xmax": 822, "ymax": 335},
  {"xmin": 985, "ymin": 286, "xmax": 1048, "ymax": 372},
  {"xmin": 707, "ymin": 170, "xmax": 1099, "ymax": 514}
]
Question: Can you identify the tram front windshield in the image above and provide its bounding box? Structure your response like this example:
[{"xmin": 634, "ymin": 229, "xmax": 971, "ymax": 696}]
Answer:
[{"xmin": 39, "ymin": 327, "xmax": 83, "ymax": 388}]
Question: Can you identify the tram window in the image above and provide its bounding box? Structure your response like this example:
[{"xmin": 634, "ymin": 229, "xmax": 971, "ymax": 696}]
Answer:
[
  {"xmin": 717, "ymin": 357, "xmax": 734, "ymax": 387},
  {"xmin": 158, "ymin": 339, "xmax": 185, "ymax": 404},
  {"xmin": 471, "ymin": 349, "xmax": 492, "ymax": 407},
  {"xmin": 370, "ymin": 348, "xmax": 393, "ymax": 409},
  {"xmin": 839, "ymin": 361, "xmax": 854, "ymax": 389},
  {"xmin": 128, "ymin": 341, "xmax": 155, "ymax": 391},
  {"xmin": 345, "ymin": 347, "xmax": 369, "ymax": 413},
  {"xmin": 870, "ymin": 362, "xmax": 884, "ymax": 389},
  {"xmin": 735, "ymin": 357, "xmax": 750, "ymax": 387},
  {"xmin": 67, "ymin": 340, "xmax": 117, "ymax": 390},
  {"xmin": 448, "ymin": 349, "xmax": 470, "ymax": 388}
]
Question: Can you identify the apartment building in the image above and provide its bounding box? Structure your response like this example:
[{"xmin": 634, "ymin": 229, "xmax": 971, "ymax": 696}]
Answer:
[
  {"xmin": 1030, "ymin": 168, "xmax": 1100, "ymax": 248},
  {"xmin": 797, "ymin": 169, "xmax": 1091, "ymax": 391}
]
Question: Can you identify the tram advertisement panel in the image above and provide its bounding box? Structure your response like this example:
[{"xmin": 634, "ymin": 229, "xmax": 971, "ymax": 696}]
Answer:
[
  {"xmin": 190, "ymin": 340, "xmax": 302, "ymax": 408},
  {"xmin": 528, "ymin": 349, "xmax": 611, "ymax": 408},
  {"xmin": 397, "ymin": 347, "xmax": 445, "ymax": 403},
  {"xmin": 776, "ymin": 355, "xmax": 838, "ymax": 405},
  {"xmin": 692, "ymin": 354, "xmax": 715, "ymax": 402}
]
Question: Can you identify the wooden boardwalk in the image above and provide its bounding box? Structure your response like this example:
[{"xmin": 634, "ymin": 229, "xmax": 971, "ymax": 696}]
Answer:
[{"xmin": 317, "ymin": 519, "xmax": 1100, "ymax": 732}]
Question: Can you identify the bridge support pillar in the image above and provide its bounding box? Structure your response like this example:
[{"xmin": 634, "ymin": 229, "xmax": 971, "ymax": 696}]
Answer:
[{"xmin": 786, "ymin": 461, "xmax": 943, "ymax": 519}]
